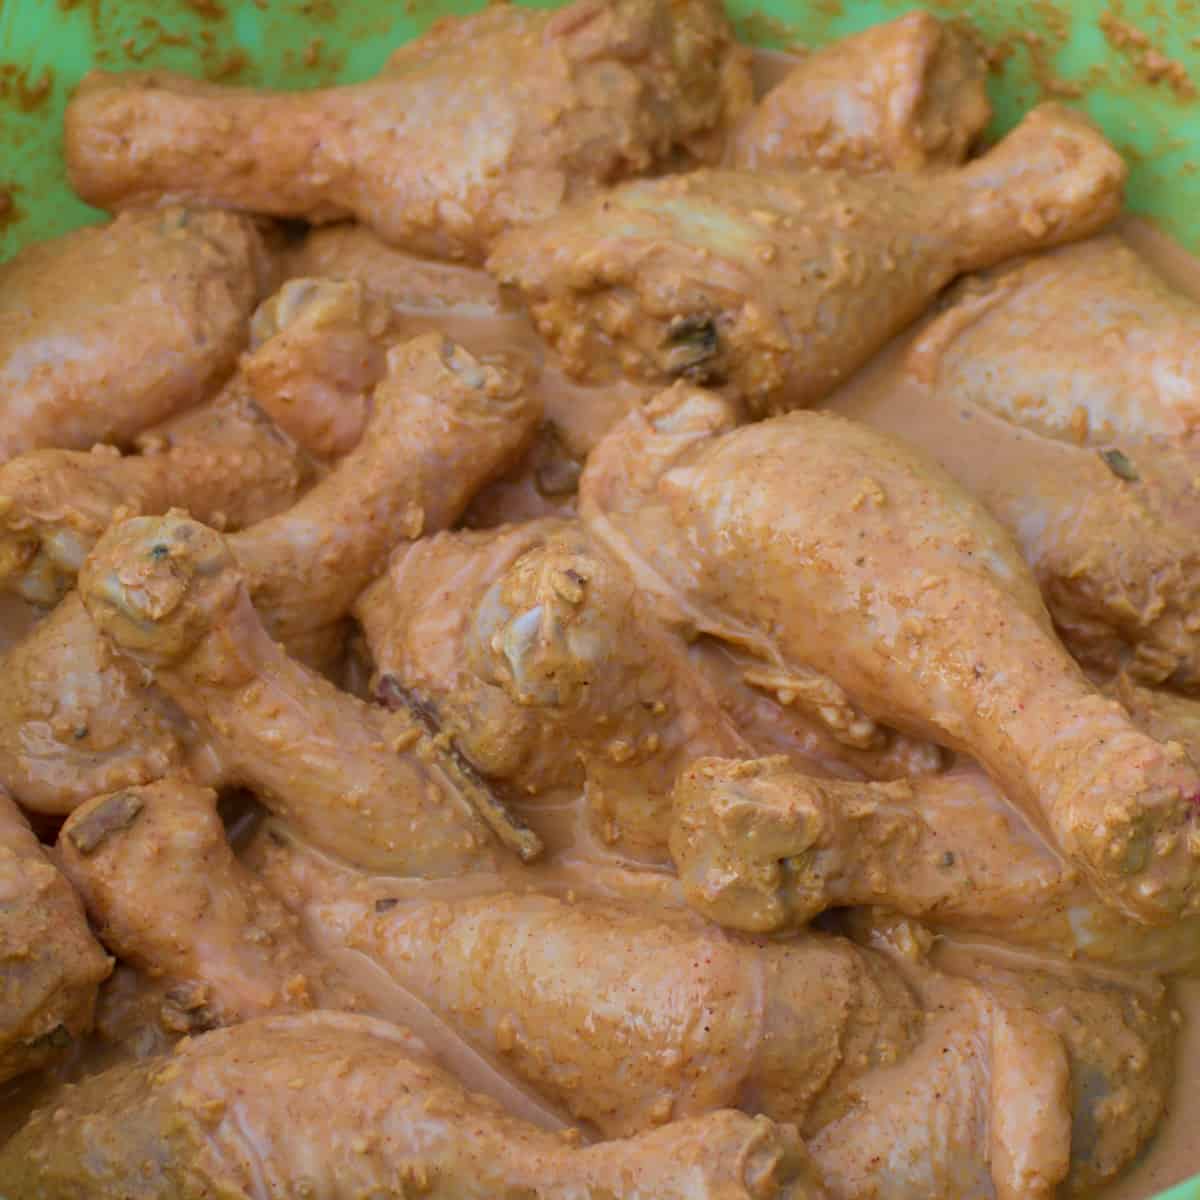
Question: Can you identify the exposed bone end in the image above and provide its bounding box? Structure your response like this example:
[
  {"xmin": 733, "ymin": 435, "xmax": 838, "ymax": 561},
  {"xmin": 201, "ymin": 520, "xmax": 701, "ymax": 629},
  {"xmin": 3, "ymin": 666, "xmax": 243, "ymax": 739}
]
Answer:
[{"xmin": 80, "ymin": 510, "xmax": 240, "ymax": 668}]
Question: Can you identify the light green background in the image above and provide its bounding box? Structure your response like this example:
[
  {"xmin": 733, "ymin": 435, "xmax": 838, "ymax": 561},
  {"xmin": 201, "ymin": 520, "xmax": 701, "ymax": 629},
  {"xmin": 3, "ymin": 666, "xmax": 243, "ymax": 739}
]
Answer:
[{"xmin": 1, "ymin": 1, "xmax": 1198, "ymax": 1195}]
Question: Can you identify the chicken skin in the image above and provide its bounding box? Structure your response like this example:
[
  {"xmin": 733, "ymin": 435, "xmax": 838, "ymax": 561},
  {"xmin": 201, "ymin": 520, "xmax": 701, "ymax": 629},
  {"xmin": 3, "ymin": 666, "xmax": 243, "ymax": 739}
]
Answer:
[
  {"xmin": 0, "ymin": 208, "xmax": 269, "ymax": 463},
  {"xmin": 268, "ymin": 845, "xmax": 919, "ymax": 1140},
  {"xmin": 488, "ymin": 104, "xmax": 1126, "ymax": 414},
  {"xmin": 341, "ymin": 501, "xmax": 1200, "ymax": 966},
  {"xmin": 580, "ymin": 387, "xmax": 1200, "ymax": 922},
  {"xmin": 281, "ymin": 223, "xmax": 518, "ymax": 315},
  {"xmin": 825, "ymin": 915, "xmax": 1173, "ymax": 1199},
  {"xmin": 910, "ymin": 234, "xmax": 1200, "ymax": 444},
  {"xmin": 65, "ymin": 0, "xmax": 751, "ymax": 263},
  {"xmin": 0, "ymin": 789, "xmax": 111, "ymax": 1085},
  {"xmin": 68, "ymin": 786, "xmax": 1158, "ymax": 1200},
  {"xmin": 728, "ymin": 11, "xmax": 991, "ymax": 173},
  {"xmin": 858, "ymin": 234, "xmax": 1200, "ymax": 689},
  {"xmin": 225, "ymin": 333, "xmax": 538, "ymax": 656},
  {"xmin": 356, "ymin": 510, "xmax": 942, "ymax": 856},
  {"xmin": 80, "ymin": 512, "xmax": 539, "ymax": 873},
  {"xmin": 941, "ymin": 950, "xmax": 1176, "ymax": 1197},
  {"xmin": 0, "ymin": 592, "xmax": 190, "ymax": 815},
  {"xmin": 0, "ymin": 1012, "xmax": 822, "ymax": 1200},
  {"xmin": 813, "ymin": 965, "xmax": 1068, "ymax": 1200},
  {"xmin": 260, "ymin": 837, "xmax": 1167, "ymax": 1200},
  {"xmin": 57, "ymin": 779, "xmax": 362, "ymax": 1032},
  {"xmin": 843, "ymin": 375, "xmax": 1200, "ymax": 692},
  {"xmin": 242, "ymin": 275, "xmax": 395, "ymax": 459},
  {"xmin": 278, "ymin": 224, "xmax": 656, "ymax": 527},
  {"xmin": 669, "ymin": 755, "xmax": 1200, "ymax": 973},
  {"xmin": 2, "ymin": 8, "xmax": 1193, "ymax": 1194},
  {"xmin": 0, "ymin": 379, "xmax": 308, "ymax": 608},
  {"xmin": 356, "ymin": 517, "xmax": 752, "ymax": 855},
  {"xmin": 0, "ymin": 334, "xmax": 537, "ymax": 814}
]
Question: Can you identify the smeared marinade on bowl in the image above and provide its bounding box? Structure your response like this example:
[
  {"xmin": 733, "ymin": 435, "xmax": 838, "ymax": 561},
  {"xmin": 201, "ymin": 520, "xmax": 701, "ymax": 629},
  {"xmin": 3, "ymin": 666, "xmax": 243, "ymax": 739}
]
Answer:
[{"xmin": 1, "ymin": 4, "xmax": 1200, "ymax": 1197}]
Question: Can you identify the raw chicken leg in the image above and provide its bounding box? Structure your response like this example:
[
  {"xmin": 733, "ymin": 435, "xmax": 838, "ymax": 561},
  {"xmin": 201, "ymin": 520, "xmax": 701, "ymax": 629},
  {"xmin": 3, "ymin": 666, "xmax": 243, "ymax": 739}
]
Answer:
[
  {"xmin": 57, "ymin": 778, "xmax": 362, "ymax": 1030},
  {"xmin": 671, "ymin": 755, "xmax": 1062, "ymax": 934},
  {"xmin": 849, "ymin": 235, "xmax": 1200, "ymax": 688},
  {"xmin": 0, "ymin": 208, "xmax": 269, "ymax": 462},
  {"xmin": 670, "ymin": 755, "xmax": 1200, "ymax": 973},
  {"xmin": 279, "ymin": 222, "xmax": 658, "ymax": 502},
  {"xmin": 580, "ymin": 391, "xmax": 1200, "ymax": 921},
  {"xmin": 909, "ymin": 233, "xmax": 1200, "ymax": 443},
  {"xmin": 261, "ymin": 840, "xmax": 1143, "ymax": 1199},
  {"xmin": 0, "ymin": 1012, "xmax": 822, "ymax": 1200},
  {"xmin": 65, "ymin": 0, "xmax": 752, "ymax": 262},
  {"xmin": 80, "ymin": 511, "xmax": 540, "ymax": 873},
  {"xmin": 814, "ymin": 971, "xmax": 1065, "ymax": 1200},
  {"xmin": 843, "ymin": 915, "xmax": 1175, "ymax": 1198},
  {"xmin": 845, "ymin": 375, "xmax": 1200, "ymax": 690},
  {"xmin": 242, "ymin": 275, "xmax": 396, "ymax": 458},
  {"xmin": 963, "ymin": 954, "xmax": 1175, "ymax": 1196},
  {"xmin": 356, "ymin": 518, "xmax": 751, "ymax": 853},
  {"xmin": 489, "ymin": 104, "xmax": 1126, "ymax": 413},
  {"xmin": 728, "ymin": 11, "xmax": 990, "ymax": 172},
  {"xmin": 275, "ymin": 850, "xmax": 919, "ymax": 1138},
  {"xmin": 0, "ymin": 335, "xmax": 537, "ymax": 813},
  {"xmin": 0, "ymin": 788, "xmax": 111, "ymax": 1085},
  {"xmin": 0, "ymin": 380, "xmax": 308, "ymax": 607},
  {"xmin": 232, "ymin": 333, "xmax": 538, "ymax": 655},
  {"xmin": 358, "ymin": 512, "xmax": 941, "ymax": 854},
  {"xmin": 0, "ymin": 591, "xmax": 190, "ymax": 813}
]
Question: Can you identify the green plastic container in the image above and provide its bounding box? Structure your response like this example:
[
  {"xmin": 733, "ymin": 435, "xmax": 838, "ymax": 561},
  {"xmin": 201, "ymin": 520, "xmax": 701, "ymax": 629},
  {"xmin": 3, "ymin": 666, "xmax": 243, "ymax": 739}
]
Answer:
[
  {"xmin": 1, "ymin": 1, "xmax": 1199, "ymax": 1196},
  {"xmin": 4, "ymin": 0, "xmax": 1200, "ymax": 257}
]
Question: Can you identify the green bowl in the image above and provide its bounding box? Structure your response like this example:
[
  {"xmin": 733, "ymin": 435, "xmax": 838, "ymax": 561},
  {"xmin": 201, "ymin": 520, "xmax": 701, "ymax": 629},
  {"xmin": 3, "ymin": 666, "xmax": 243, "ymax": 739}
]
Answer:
[
  {"xmin": 4, "ymin": 0, "xmax": 1200, "ymax": 258},
  {"xmin": 1, "ymin": 2, "xmax": 1199, "ymax": 1197}
]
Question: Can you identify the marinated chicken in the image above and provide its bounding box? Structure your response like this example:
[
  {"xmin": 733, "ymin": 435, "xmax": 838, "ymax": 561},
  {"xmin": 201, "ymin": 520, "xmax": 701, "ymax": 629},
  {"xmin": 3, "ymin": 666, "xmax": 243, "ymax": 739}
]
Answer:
[
  {"xmin": 669, "ymin": 755, "xmax": 1200, "ymax": 973},
  {"xmin": 728, "ymin": 11, "xmax": 991, "ymax": 173},
  {"xmin": 0, "ymin": 591, "xmax": 189, "ymax": 814},
  {"xmin": 354, "ymin": 503, "xmax": 1200, "ymax": 967},
  {"xmin": 489, "ymin": 104, "xmax": 1126, "ymax": 414},
  {"xmin": 356, "ymin": 516, "xmax": 749, "ymax": 854},
  {"xmin": 260, "ymin": 835, "xmax": 1170, "ymax": 1199},
  {"xmin": 2, "ymin": 9, "xmax": 1200, "ymax": 1199},
  {"xmin": 242, "ymin": 275, "xmax": 394, "ymax": 458},
  {"xmin": 277, "ymin": 224, "xmax": 654, "ymax": 523},
  {"xmin": 356, "ymin": 508, "xmax": 944, "ymax": 856},
  {"xmin": 0, "ymin": 1013, "xmax": 822, "ymax": 1200},
  {"xmin": 910, "ymin": 234, "xmax": 1200, "ymax": 444},
  {"xmin": 222, "ymin": 332, "xmax": 537, "ymax": 656},
  {"xmin": 56, "ymin": 779, "xmax": 362, "ymax": 1031},
  {"xmin": 835, "ymin": 914, "xmax": 1174, "ymax": 1199},
  {"xmin": 261, "ymin": 838, "xmax": 919, "ymax": 1135},
  {"xmin": 847, "ymin": 377, "xmax": 1200, "ymax": 693},
  {"xmin": 251, "ymin": 833, "xmax": 1168, "ymax": 1199},
  {"xmin": 0, "ymin": 378, "xmax": 308, "ymax": 607},
  {"xmin": 580, "ymin": 388, "xmax": 1200, "ymax": 923},
  {"xmin": 870, "ymin": 234, "xmax": 1200, "ymax": 689},
  {"xmin": 0, "ymin": 334, "xmax": 537, "ymax": 814},
  {"xmin": 0, "ymin": 208, "xmax": 268, "ymax": 463},
  {"xmin": 0, "ymin": 789, "xmax": 110, "ymax": 1086},
  {"xmin": 80, "ymin": 512, "xmax": 539, "ymax": 872},
  {"xmin": 65, "ymin": 0, "xmax": 752, "ymax": 262}
]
